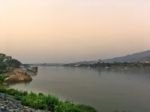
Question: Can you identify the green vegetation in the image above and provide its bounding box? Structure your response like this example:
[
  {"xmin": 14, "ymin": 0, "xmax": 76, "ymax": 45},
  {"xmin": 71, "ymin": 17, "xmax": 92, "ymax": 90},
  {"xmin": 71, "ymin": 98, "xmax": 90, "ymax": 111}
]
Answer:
[
  {"xmin": 0, "ymin": 53, "xmax": 21, "ymax": 73},
  {"xmin": 0, "ymin": 86, "xmax": 96, "ymax": 112}
]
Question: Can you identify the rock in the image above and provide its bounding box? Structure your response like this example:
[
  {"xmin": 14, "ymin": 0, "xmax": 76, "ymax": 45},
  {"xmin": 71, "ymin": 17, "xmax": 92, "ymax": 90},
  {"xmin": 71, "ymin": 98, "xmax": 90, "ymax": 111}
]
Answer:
[
  {"xmin": 5, "ymin": 68, "xmax": 32, "ymax": 83},
  {"xmin": 30, "ymin": 67, "xmax": 38, "ymax": 73},
  {"xmin": 26, "ymin": 67, "xmax": 38, "ymax": 76},
  {"xmin": 20, "ymin": 66, "xmax": 38, "ymax": 76}
]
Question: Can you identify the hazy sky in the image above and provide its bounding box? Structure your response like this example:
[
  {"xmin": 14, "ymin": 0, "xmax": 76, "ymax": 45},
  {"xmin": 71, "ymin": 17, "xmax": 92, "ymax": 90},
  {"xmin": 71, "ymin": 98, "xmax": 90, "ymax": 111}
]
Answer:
[{"xmin": 0, "ymin": 0, "xmax": 150, "ymax": 63}]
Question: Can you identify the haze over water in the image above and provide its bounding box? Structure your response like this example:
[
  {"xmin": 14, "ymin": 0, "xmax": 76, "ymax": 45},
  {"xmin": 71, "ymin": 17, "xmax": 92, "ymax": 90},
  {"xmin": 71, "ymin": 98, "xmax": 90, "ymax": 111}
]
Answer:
[{"xmin": 0, "ymin": 0, "xmax": 150, "ymax": 63}]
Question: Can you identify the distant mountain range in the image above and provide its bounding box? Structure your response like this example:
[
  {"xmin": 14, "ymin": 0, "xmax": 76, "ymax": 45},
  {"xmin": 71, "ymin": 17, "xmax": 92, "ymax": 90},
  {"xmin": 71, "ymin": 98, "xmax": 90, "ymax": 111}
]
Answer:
[
  {"xmin": 103, "ymin": 50, "xmax": 150, "ymax": 63},
  {"xmin": 30, "ymin": 50, "xmax": 150, "ymax": 66},
  {"xmin": 69, "ymin": 50, "xmax": 150, "ymax": 65}
]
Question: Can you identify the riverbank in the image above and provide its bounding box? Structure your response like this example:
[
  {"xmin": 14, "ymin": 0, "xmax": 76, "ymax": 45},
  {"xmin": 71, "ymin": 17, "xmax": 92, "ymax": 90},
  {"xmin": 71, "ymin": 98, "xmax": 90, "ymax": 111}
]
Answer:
[
  {"xmin": 0, "ymin": 85, "xmax": 96, "ymax": 112},
  {"xmin": 0, "ymin": 74, "xmax": 96, "ymax": 112},
  {"xmin": 0, "ymin": 93, "xmax": 46, "ymax": 112}
]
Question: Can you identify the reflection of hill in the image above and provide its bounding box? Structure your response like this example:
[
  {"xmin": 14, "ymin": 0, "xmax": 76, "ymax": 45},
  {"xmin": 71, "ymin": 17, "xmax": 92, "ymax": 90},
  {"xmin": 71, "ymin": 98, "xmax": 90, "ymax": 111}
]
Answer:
[{"xmin": 93, "ymin": 67, "xmax": 150, "ymax": 77}]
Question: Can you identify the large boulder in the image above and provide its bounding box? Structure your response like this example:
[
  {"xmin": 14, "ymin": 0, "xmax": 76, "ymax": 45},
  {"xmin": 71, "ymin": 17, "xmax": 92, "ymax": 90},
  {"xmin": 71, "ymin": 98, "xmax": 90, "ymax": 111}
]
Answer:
[{"xmin": 5, "ymin": 68, "xmax": 32, "ymax": 83}]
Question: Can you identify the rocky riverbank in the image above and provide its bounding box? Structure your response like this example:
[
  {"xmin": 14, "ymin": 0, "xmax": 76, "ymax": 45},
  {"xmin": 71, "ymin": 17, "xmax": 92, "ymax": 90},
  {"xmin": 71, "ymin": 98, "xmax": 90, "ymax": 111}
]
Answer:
[
  {"xmin": 0, "ymin": 53, "xmax": 38, "ymax": 84},
  {"xmin": 0, "ymin": 93, "xmax": 48, "ymax": 112}
]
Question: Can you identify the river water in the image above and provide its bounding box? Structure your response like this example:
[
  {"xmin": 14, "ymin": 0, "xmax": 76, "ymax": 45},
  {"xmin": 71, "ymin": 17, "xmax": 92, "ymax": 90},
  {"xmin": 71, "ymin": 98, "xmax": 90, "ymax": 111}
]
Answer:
[{"xmin": 10, "ymin": 66, "xmax": 150, "ymax": 112}]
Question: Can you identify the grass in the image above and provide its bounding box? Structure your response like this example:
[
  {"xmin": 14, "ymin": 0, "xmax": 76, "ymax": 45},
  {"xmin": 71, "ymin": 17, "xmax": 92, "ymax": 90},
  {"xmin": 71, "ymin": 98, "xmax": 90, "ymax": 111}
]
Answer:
[{"xmin": 0, "ymin": 77, "xmax": 97, "ymax": 112}]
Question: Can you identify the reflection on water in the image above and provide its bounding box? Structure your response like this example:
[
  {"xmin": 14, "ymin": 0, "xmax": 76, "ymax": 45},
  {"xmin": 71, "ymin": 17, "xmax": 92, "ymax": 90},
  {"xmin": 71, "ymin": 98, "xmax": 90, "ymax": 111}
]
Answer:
[{"xmin": 10, "ymin": 66, "xmax": 150, "ymax": 112}]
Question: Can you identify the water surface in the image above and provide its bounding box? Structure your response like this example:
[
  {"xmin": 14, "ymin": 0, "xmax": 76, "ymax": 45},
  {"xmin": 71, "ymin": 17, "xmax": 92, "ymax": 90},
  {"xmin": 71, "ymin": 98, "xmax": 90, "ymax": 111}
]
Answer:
[{"xmin": 10, "ymin": 66, "xmax": 150, "ymax": 112}]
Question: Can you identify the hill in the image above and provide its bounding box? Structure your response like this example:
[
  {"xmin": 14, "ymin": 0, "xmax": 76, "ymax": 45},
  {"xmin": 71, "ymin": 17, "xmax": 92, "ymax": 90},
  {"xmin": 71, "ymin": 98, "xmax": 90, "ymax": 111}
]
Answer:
[{"xmin": 103, "ymin": 50, "xmax": 150, "ymax": 63}]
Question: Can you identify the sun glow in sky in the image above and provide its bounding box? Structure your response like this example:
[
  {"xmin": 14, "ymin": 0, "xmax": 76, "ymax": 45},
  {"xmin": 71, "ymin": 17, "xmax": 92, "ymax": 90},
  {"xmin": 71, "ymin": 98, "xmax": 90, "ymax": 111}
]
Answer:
[{"xmin": 0, "ymin": 0, "xmax": 150, "ymax": 63}]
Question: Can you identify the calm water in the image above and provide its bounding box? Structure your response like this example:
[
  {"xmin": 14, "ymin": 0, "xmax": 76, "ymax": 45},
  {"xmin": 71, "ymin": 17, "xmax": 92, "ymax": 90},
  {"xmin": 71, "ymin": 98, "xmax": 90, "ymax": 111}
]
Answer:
[{"xmin": 10, "ymin": 66, "xmax": 150, "ymax": 112}]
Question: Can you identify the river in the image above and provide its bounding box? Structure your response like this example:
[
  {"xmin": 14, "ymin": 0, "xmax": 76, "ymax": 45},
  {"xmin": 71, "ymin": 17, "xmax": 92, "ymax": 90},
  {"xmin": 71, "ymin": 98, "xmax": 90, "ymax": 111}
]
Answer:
[{"xmin": 10, "ymin": 66, "xmax": 150, "ymax": 112}]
